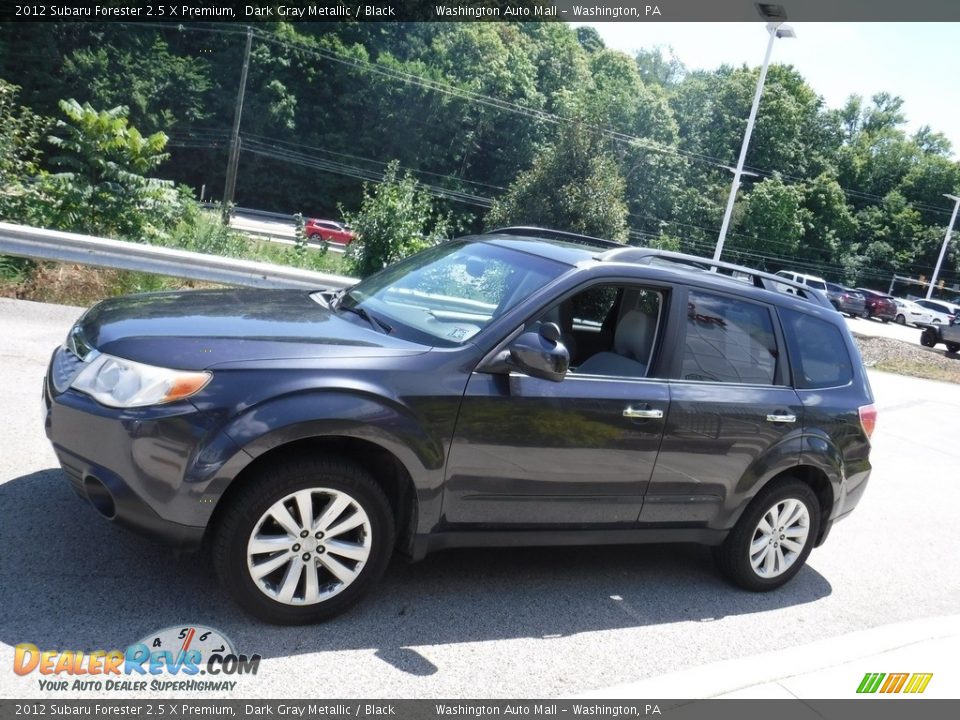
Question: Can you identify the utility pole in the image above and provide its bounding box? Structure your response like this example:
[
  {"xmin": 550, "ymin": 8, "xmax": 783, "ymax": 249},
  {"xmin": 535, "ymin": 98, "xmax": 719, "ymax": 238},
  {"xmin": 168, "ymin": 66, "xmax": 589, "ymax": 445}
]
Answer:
[
  {"xmin": 927, "ymin": 193, "xmax": 960, "ymax": 299},
  {"xmin": 222, "ymin": 27, "xmax": 253, "ymax": 224}
]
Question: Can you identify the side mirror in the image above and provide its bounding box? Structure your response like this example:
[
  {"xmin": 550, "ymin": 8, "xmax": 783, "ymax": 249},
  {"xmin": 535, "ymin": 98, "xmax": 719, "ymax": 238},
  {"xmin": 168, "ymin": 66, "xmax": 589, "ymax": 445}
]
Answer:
[{"xmin": 507, "ymin": 322, "xmax": 569, "ymax": 382}]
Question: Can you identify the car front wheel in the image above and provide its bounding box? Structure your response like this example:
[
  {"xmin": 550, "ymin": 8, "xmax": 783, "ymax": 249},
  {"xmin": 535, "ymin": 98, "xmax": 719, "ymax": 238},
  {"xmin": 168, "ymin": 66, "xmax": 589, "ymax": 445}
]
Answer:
[
  {"xmin": 213, "ymin": 457, "xmax": 394, "ymax": 624},
  {"xmin": 895, "ymin": 314, "xmax": 906, "ymax": 325},
  {"xmin": 920, "ymin": 328, "xmax": 938, "ymax": 347},
  {"xmin": 714, "ymin": 479, "xmax": 820, "ymax": 592}
]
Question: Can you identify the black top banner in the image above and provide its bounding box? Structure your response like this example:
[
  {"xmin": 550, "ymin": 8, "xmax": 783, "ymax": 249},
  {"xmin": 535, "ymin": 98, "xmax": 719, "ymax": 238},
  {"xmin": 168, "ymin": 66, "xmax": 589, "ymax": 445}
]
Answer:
[{"xmin": 3, "ymin": 0, "xmax": 960, "ymax": 23}]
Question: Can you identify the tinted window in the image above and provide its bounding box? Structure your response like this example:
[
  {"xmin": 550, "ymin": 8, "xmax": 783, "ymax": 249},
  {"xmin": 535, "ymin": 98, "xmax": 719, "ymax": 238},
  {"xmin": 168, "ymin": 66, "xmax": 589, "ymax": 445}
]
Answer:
[
  {"xmin": 825, "ymin": 283, "xmax": 843, "ymax": 292},
  {"xmin": 806, "ymin": 279, "xmax": 827, "ymax": 291},
  {"xmin": 681, "ymin": 291, "xmax": 777, "ymax": 385},
  {"xmin": 781, "ymin": 309, "xmax": 854, "ymax": 389}
]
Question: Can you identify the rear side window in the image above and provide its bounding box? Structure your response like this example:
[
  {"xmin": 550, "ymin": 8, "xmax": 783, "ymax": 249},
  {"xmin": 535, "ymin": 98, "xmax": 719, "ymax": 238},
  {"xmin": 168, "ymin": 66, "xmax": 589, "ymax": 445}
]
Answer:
[
  {"xmin": 780, "ymin": 309, "xmax": 854, "ymax": 389},
  {"xmin": 681, "ymin": 291, "xmax": 778, "ymax": 385}
]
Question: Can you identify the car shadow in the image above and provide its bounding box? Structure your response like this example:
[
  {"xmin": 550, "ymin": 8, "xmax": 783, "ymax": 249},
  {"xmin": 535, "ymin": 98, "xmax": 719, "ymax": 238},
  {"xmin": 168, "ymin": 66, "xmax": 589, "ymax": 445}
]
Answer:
[{"xmin": 0, "ymin": 470, "xmax": 832, "ymax": 672}]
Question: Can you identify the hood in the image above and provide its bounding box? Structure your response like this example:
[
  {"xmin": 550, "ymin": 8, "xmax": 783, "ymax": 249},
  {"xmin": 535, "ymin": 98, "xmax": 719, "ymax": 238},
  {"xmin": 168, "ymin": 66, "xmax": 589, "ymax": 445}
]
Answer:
[{"xmin": 76, "ymin": 288, "xmax": 427, "ymax": 369}]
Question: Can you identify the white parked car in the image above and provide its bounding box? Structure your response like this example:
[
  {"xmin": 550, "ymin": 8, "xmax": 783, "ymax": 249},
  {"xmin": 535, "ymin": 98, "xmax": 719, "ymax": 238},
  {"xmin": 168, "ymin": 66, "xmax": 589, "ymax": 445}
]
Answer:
[
  {"xmin": 914, "ymin": 299, "xmax": 958, "ymax": 325},
  {"xmin": 893, "ymin": 298, "xmax": 934, "ymax": 327}
]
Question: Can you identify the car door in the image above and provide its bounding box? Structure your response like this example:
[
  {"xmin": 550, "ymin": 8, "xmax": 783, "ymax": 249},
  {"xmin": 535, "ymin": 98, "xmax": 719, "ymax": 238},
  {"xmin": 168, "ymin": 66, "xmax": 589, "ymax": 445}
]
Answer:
[
  {"xmin": 641, "ymin": 287, "xmax": 803, "ymax": 526},
  {"xmin": 441, "ymin": 283, "xmax": 671, "ymax": 526}
]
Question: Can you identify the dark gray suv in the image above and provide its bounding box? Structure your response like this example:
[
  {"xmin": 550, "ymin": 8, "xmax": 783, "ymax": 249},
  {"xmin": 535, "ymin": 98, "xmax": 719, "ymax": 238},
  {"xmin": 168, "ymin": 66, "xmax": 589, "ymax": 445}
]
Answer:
[{"xmin": 42, "ymin": 228, "xmax": 875, "ymax": 624}]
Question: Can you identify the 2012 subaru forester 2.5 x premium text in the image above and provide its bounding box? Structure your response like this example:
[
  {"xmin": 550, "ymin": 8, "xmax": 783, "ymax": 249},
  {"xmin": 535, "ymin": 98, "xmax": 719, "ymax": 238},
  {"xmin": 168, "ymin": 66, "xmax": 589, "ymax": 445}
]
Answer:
[{"xmin": 42, "ymin": 228, "xmax": 875, "ymax": 624}]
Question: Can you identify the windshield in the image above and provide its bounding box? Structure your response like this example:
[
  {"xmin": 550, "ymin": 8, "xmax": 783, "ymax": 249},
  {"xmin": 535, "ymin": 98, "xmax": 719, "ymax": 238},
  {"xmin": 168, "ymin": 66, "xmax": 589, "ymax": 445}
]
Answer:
[{"xmin": 340, "ymin": 240, "xmax": 568, "ymax": 347}]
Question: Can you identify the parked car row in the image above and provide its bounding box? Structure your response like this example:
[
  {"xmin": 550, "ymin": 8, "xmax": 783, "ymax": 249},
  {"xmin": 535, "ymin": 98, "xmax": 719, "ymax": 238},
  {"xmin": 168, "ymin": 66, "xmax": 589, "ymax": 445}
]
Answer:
[{"xmin": 774, "ymin": 269, "xmax": 960, "ymax": 328}]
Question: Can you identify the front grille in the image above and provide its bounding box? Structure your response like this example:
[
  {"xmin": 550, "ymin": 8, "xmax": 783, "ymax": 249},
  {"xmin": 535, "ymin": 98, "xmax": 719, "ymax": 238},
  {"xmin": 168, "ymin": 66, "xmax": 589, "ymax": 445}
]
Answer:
[{"xmin": 51, "ymin": 347, "xmax": 84, "ymax": 394}]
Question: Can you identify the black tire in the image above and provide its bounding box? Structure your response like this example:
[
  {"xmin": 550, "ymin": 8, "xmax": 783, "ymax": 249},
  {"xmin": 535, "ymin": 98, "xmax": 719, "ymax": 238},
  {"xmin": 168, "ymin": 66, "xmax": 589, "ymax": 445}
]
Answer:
[
  {"xmin": 947, "ymin": 343, "xmax": 960, "ymax": 354},
  {"xmin": 713, "ymin": 478, "xmax": 821, "ymax": 592},
  {"xmin": 920, "ymin": 328, "xmax": 938, "ymax": 348},
  {"xmin": 895, "ymin": 314, "xmax": 906, "ymax": 325},
  {"xmin": 880, "ymin": 317, "xmax": 889, "ymax": 324},
  {"xmin": 213, "ymin": 456, "xmax": 394, "ymax": 625}
]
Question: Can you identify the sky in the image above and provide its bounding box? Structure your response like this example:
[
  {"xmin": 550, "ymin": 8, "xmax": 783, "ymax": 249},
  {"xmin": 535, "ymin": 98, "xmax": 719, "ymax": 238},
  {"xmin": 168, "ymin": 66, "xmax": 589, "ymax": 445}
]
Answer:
[{"xmin": 584, "ymin": 22, "xmax": 960, "ymax": 158}]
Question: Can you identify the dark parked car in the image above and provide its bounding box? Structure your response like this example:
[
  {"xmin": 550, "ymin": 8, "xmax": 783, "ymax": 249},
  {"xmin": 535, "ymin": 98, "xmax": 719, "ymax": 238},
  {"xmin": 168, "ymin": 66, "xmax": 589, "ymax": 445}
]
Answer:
[
  {"xmin": 856, "ymin": 288, "xmax": 897, "ymax": 322},
  {"xmin": 920, "ymin": 314, "xmax": 960, "ymax": 353},
  {"xmin": 825, "ymin": 282, "xmax": 866, "ymax": 318},
  {"xmin": 43, "ymin": 228, "xmax": 875, "ymax": 624}
]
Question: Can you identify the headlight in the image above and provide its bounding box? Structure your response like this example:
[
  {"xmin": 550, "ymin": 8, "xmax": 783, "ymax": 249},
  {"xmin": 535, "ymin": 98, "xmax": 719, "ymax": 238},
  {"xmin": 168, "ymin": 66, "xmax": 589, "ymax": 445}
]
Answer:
[{"xmin": 70, "ymin": 354, "xmax": 211, "ymax": 408}]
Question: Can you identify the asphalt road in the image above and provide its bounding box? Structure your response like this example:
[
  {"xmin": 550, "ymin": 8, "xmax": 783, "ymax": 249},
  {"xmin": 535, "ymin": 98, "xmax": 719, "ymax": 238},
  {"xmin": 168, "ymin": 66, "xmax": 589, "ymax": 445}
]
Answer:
[
  {"xmin": 843, "ymin": 312, "xmax": 933, "ymax": 347},
  {"xmin": 1, "ymin": 297, "xmax": 958, "ymax": 699},
  {"xmin": 230, "ymin": 210, "xmax": 347, "ymax": 254}
]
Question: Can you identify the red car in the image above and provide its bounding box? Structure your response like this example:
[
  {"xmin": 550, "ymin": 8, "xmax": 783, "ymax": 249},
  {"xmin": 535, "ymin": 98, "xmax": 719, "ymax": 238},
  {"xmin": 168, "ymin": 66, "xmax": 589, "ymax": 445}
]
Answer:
[
  {"xmin": 304, "ymin": 218, "xmax": 355, "ymax": 245},
  {"xmin": 856, "ymin": 288, "xmax": 897, "ymax": 323}
]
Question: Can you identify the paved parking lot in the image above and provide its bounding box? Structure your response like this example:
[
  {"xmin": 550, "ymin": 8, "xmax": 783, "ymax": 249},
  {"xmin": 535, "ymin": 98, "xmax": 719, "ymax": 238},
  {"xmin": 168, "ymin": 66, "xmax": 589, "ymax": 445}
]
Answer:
[
  {"xmin": 1, "ymin": 297, "xmax": 958, "ymax": 699},
  {"xmin": 843, "ymin": 313, "xmax": 930, "ymax": 346}
]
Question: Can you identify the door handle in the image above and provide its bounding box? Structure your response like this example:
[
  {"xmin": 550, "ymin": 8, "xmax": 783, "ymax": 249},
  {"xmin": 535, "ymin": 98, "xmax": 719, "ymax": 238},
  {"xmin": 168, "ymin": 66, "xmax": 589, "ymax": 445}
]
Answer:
[
  {"xmin": 623, "ymin": 407, "xmax": 664, "ymax": 419},
  {"xmin": 766, "ymin": 413, "xmax": 797, "ymax": 423}
]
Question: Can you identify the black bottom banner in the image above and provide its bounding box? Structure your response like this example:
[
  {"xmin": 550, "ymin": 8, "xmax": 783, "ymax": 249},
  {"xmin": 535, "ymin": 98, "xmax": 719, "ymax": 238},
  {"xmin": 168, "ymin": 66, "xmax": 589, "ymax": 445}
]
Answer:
[{"xmin": 1, "ymin": 700, "xmax": 957, "ymax": 720}]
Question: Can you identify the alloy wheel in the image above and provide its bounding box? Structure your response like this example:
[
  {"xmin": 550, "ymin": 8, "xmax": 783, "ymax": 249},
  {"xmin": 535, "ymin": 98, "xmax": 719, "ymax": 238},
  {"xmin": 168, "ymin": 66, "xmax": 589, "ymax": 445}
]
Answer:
[
  {"xmin": 246, "ymin": 488, "xmax": 372, "ymax": 605},
  {"xmin": 748, "ymin": 498, "xmax": 810, "ymax": 578}
]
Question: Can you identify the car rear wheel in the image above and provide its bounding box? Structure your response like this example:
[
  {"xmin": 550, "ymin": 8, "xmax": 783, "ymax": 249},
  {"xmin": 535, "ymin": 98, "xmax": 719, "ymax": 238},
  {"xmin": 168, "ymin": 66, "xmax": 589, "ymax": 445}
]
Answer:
[
  {"xmin": 713, "ymin": 479, "xmax": 820, "ymax": 592},
  {"xmin": 947, "ymin": 343, "xmax": 960, "ymax": 354},
  {"xmin": 213, "ymin": 457, "xmax": 394, "ymax": 624}
]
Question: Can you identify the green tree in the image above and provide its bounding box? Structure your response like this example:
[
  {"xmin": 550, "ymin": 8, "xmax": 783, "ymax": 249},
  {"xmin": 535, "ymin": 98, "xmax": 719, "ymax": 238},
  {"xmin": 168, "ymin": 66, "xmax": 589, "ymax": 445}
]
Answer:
[
  {"xmin": 42, "ymin": 99, "xmax": 184, "ymax": 239},
  {"xmin": 0, "ymin": 79, "xmax": 50, "ymax": 224},
  {"xmin": 734, "ymin": 175, "xmax": 809, "ymax": 256},
  {"xmin": 486, "ymin": 121, "xmax": 629, "ymax": 242},
  {"xmin": 343, "ymin": 160, "xmax": 452, "ymax": 278}
]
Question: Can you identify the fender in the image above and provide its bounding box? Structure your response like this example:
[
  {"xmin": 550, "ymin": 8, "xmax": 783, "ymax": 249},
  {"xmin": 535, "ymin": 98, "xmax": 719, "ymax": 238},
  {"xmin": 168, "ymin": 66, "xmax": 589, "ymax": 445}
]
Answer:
[
  {"xmin": 708, "ymin": 431, "xmax": 805, "ymax": 531},
  {"xmin": 798, "ymin": 429, "xmax": 847, "ymax": 519},
  {"xmin": 188, "ymin": 388, "xmax": 450, "ymax": 533}
]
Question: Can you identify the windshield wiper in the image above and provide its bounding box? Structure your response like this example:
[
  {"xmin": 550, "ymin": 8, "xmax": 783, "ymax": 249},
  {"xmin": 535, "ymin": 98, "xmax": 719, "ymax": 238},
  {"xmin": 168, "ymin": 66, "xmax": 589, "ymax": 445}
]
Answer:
[{"xmin": 338, "ymin": 304, "xmax": 392, "ymax": 334}]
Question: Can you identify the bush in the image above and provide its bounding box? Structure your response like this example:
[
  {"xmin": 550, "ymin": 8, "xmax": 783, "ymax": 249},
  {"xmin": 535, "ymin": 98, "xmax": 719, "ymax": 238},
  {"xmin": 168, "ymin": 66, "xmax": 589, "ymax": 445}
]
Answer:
[{"xmin": 342, "ymin": 160, "xmax": 452, "ymax": 278}]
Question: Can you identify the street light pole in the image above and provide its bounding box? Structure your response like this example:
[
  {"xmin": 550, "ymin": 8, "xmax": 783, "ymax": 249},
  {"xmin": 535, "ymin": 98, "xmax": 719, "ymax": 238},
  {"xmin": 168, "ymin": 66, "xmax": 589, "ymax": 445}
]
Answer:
[
  {"xmin": 926, "ymin": 193, "xmax": 960, "ymax": 299},
  {"xmin": 713, "ymin": 21, "xmax": 795, "ymax": 263}
]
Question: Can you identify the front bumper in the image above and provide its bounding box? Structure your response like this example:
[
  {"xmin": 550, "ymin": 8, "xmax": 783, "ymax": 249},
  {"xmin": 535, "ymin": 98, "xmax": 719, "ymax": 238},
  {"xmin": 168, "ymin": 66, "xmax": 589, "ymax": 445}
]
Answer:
[{"xmin": 43, "ymin": 348, "xmax": 233, "ymax": 551}]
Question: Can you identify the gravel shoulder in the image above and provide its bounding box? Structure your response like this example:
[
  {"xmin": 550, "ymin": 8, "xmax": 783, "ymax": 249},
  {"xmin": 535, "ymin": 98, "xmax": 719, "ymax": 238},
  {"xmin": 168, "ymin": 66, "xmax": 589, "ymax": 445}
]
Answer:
[{"xmin": 854, "ymin": 332, "xmax": 960, "ymax": 384}]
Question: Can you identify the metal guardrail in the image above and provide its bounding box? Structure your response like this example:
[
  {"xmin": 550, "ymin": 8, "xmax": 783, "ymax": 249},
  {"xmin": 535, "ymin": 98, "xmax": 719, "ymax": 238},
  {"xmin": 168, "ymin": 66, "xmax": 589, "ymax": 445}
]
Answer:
[{"xmin": 0, "ymin": 221, "xmax": 357, "ymax": 290}]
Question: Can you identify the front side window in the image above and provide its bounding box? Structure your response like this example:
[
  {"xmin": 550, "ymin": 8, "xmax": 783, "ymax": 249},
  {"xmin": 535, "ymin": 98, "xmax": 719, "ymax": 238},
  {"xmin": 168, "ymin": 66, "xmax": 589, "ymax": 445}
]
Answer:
[
  {"xmin": 680, "ymin": 291, "xmax": 777, "ymax": 385},
  {"xmin": 342, "ymin": 240, "xmax": 568, "ymax": 347},
  {"xmin": 780, "ymin": 309, "xmax": 854, "ymax": 389},
  {"xmin": 530, "ymin": 285, "xmax": 663, "ymax": 378}
]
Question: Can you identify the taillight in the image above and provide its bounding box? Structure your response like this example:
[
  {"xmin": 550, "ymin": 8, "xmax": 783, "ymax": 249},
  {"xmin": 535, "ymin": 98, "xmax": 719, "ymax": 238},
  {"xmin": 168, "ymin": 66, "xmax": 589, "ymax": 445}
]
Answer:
[{"xmin": 859, "ymin": 404, "xmax": 877, "ymax": 439}]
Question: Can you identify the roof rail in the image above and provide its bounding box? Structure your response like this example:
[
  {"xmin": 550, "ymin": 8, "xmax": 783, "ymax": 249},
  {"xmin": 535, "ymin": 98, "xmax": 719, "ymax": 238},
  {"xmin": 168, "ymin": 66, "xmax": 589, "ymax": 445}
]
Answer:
[
  {"xmin": 601, "ymin": 247, "xmax": 833, "ymax": 308},
  {"xmin": 486, "ymin": 226, "xmax": 624, "ymax": 250}
]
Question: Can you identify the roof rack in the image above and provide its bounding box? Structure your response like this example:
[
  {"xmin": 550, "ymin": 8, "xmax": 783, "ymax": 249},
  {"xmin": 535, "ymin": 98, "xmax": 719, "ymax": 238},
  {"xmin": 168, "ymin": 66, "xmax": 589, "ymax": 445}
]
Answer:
[
  {"xmin": 600, "ymin": 247, "xmax": 833, "ymax": 308},
  {"xmin": 486, "ymin": 226, "xmax": 625, "ymax": 250}
]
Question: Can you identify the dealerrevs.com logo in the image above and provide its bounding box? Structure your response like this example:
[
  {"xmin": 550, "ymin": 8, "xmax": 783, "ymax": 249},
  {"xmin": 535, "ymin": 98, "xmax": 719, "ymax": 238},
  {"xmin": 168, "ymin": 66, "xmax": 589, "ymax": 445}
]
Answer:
[
  {"xmin": 857, "ymin": 672, "xmax": 933, "ymax": 694},
  {"xmin": 13, "ymin": 625, "xmax": 261, "ymax": 693}
]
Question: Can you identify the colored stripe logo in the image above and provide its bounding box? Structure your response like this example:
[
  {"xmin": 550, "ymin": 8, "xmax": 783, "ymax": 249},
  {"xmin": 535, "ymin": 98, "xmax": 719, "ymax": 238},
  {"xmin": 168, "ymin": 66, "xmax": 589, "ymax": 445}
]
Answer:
[{"xmin": 857, "ymin": 672, "xmax": 933, "ymax": 694}]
